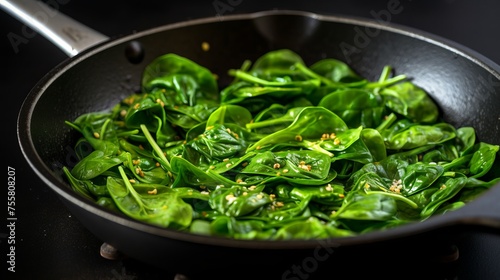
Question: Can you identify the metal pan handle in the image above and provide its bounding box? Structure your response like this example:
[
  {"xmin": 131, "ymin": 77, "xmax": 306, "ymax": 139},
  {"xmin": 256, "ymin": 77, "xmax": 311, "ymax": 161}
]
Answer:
[{"xmin": 0, "ymin": 0, "xmax": 109, "ymax": 57}]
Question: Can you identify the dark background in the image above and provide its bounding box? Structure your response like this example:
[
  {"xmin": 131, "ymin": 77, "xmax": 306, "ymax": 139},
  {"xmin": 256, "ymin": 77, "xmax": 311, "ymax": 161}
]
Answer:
[{"xmin": 2, "ymin": 0, "xmax": 500, "ymax": 279}]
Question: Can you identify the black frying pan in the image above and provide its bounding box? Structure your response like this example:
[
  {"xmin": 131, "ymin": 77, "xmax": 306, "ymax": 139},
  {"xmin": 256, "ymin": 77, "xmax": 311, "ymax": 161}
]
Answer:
[{"xmin": 4, "ymin": 1, "xmax": 500, "ymax": 279}]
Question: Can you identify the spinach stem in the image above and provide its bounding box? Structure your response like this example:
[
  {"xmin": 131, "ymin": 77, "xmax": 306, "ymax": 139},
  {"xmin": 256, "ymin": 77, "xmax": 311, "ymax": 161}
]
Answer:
[
  {"xmin": 365, "ymin": 191, "xmax": 419, "ymax": 209},
  {"xmin": 376, "ymin": 113, "xmax": 397, "ymax": 132},
  {"xmin": 294, "ymin": 62, "xmax": 367, "ymax": 87},
  {"xmin": 140, "ymin": 124, "xmax": 171, "ymax": 170},
  {"xmin": 302, "ymin": 140, "xmax": 334, "ymax": 157},
  {"xmin": 118, "ymin": 166, "xmax": 144, "ymax": 208},
  {"xmin": 246, "ymin": 118, "xmax": 290, "ymax": 130},
  {"xmin": 64, "ymin": 121, "xmax": 82, "ymax": 134},
  {"xmin": 117, "ymin": 129, "xmax": 139, "ymax": 138},
  {"xmin": 366, "ymin": 74, "xmax": 407, "ymax": 89},
  {"xmin": 378, "ymin": 65, "xmax": 392, "ymax": 83},
  {"xmin": 374, "ymin": 65, "xmax": 392, "ymax": 94},
  {"xmin": 229, "ymin": 69, "xmax": 320, "ymax": 87},
  {"xmin": 100, "ymin": 119, "xmax": 112, "ymax": 141},
  {"xmin": 294, "ymin": 62, "xmax": 337, "ymax": 86},
  {"xmin": 441, "ymin": 154, "xmax": 473, "ymax": 171}
]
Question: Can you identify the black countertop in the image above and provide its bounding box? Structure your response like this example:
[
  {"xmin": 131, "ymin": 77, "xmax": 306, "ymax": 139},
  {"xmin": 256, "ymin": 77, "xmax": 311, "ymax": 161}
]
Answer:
[{"xmin": 2, "ymin": 1, "xmax": 500, "ymax": 279}]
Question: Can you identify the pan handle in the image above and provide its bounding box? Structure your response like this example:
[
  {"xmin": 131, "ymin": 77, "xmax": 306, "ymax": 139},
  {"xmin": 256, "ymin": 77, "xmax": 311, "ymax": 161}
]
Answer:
[{"xmin": 0, "ymin": 0, "xmax": 109, "ymax": 57}]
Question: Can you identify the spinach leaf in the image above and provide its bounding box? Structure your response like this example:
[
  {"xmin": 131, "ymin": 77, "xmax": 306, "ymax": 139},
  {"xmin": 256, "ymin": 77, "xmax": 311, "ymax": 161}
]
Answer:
[
  {"xmin": 142, "ymin": 53, "xmax": 218, "ymax": 99},
  {"xmin": 469, "ymin": 143, "xmax": 499, "ymax": 178},
  {"xmin": 107, "ymin": 167, "xmax": 193, "ymax": 229},
  {"xmin": 382, "ymin": 122, "xmax": 456, "ymax": 150},
  {"xmin": 380, "ymin": 81, "xmax": 439, "ymax": 123},
  {"xmin": 247, "ymin": 107, "xmax": 348, "ymax": 153},
  {"xmin": 63, "ymin": 49, "xmax": 499, "ymax": 240},
  {"xmin": 209, "ymin": 185, "xmax": 272, "ymax": 217},
  {"xmin": 318, "ymin": 88, "xmax": 385, "ymax": 128}
]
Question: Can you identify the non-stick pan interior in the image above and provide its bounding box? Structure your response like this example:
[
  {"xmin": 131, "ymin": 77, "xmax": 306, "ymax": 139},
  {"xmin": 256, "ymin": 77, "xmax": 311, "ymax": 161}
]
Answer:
[{"xmin": 17, "ymin": 11, "xmax": 500, "ymax": 277}]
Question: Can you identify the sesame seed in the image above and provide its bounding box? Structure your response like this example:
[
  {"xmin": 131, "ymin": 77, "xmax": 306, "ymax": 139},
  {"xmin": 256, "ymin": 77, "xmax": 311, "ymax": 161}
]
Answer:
[
  {"xmin": 201, "ymin": 42, "xmax": 210, "ymax": 51},
  {"xmin": 273, "ymin": 163, "xmax": 281, "ymax": 169},
  {"xmin": 93, "ymin": 132, "xmax": 100, "ymax": 139},
  {"xmin": 295, "ymin": 135, "xmax": 303, "ymax": 141},
  {"xmin": 225, "ymin": 194, "xmax": 237, "ymax": 204},
  {"xmin": 389, "ymin": 179, "xmax": 403, "ymax": 193},
  {"xmin": 123, "ymin": 96, "xmax": 134, "ymax": 105},
  {"xmin": 155, "ymin": 98, "xmax": 162, "ymax": 105},
  {"xmin": 147, "ymin": 189, "xmax": 158, "ymax": 195}
]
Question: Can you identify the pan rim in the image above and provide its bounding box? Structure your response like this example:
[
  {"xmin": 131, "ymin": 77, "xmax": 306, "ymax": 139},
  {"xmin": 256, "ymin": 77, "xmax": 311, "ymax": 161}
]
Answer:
[{"xmin": 17, "ymin": 9, "xmax": 500, "ymax": 250}]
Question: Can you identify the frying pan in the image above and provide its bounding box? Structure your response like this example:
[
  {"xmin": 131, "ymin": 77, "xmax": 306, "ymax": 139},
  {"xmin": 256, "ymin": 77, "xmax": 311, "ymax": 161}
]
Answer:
[{"xmin": 4, "ymin": 0, "xmax": 500, "ymax": 279}]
